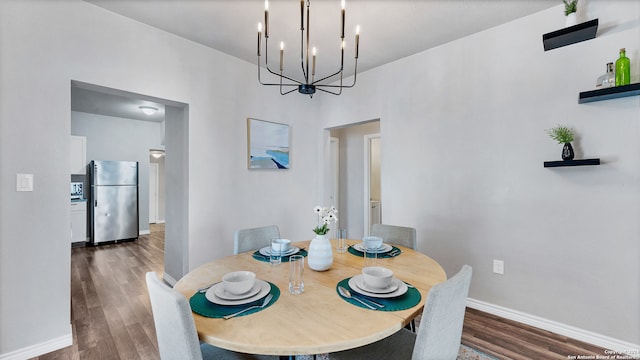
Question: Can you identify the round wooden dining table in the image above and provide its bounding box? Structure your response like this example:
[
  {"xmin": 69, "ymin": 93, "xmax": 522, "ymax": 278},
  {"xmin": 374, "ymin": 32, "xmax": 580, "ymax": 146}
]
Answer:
[{"xmin": 174, "ymin": 240, "xmax": 446, "ymax": 356}]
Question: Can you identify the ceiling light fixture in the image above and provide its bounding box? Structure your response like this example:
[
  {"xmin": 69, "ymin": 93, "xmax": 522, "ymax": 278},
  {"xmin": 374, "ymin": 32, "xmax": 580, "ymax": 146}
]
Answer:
[
  {"xmin": 139, "ymin": 106, "xmax": 158, "ymax": 115},
  {"xmin": 150, "ymin": 150, "xmax": 164, "ymax": 159},
  {"xmin": 256, "ymin": 0, "xmax": 359, "ymax": 97}
]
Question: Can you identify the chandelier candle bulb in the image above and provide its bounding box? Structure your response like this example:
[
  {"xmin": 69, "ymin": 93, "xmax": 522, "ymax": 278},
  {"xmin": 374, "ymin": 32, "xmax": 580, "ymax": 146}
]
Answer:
[
  {"xmin": 341, "ymin": 0, "xmax": 346, "ymax": 39},
  {"xmin": 280, "ymin": 41, "xmax": 284, "ymax": 71},
  {"xmin": 264, "ymin": 0, "xmax": 269, "ymax": 38},
  {"xmin": 355, "ymin": 26, "xmax": 360, "ymax": 58},
  {"xmin": 300, "ymin": 0, "xmax": 304, "ymax": 29},
  {"xmin": 257, "ymin": 23, "xmax": 262, "ymax": 56},
  {"xmin": 312, "ymin": 47, "xmax": 316, "ymax": 77}
]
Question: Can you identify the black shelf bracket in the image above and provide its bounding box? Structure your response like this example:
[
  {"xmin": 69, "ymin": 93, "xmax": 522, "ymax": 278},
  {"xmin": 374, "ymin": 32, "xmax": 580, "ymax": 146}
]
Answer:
[
  {"xmin": 543, "ymin": 19, "xmax": 598, "ymax": 51},
  {"xmin": 544, "ymin": 159, "xmax": 601, "ymax": 168},
  {"xmin": 579, "ymin": 83, "xmax": 640, "ymax": 104}
]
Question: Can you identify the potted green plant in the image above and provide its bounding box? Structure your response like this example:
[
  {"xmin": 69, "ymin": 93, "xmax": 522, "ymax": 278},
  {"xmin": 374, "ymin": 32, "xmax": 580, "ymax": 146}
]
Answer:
[
  {"xmin": 546, "ymin": 124, "xmax": 575, "ymax": 161},
  {"xmin": 563, "ymin": 0, "xmax": 578, "ymax": 27}
]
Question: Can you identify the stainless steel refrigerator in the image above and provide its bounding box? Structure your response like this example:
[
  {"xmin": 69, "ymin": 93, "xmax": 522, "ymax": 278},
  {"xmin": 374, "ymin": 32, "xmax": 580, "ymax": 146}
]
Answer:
[{"xmin": 89, "ymin": 160, "xmax": 139, "ymax": 245}]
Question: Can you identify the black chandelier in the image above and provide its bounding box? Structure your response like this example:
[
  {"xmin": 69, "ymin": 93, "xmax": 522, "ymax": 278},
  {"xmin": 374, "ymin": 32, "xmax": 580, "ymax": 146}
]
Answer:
[{"xmin": 257, "ymin": 0, "xmax": 359, "ymax": 97}]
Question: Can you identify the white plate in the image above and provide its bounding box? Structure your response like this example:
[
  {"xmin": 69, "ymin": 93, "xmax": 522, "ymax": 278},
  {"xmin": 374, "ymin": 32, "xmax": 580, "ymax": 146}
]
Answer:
[
  {"xmin": 213, "ymin": 281, "xmax": 262, "ymax": 300},
  {"xmin": 355, "ymin": 277, "xmax": 399, "ymax": 294},
  {"xmin": 348, "ymin": 275, "xmax": 408, "ymax": 298},
  {"xmin": 259, "ymin": 246, "xmax": 300, "ymax": 257},
  {"xmin": 206, "ymin": 279, "xmax": 270, "ymax": 305},
  {"xmin": 353, "ymin": 243, "xmax": 393, "ymax": 254}
]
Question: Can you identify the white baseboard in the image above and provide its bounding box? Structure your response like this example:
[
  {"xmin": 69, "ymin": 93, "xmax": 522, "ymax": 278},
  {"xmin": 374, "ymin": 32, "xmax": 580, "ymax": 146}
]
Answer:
[
  {"xmin": 139, "ymin": 229, "xmax": 151, "ymax": 235},
  {"xmin": 0, "ymin": 330, "xmax": 72, "ymax": 360},
  {"xmin": 163, "ymin": 271, "xmax": 177, "ymax": 286},
  {"xmin": 467, "ymin": 298, "xmax": 640, "ymax": 357}
]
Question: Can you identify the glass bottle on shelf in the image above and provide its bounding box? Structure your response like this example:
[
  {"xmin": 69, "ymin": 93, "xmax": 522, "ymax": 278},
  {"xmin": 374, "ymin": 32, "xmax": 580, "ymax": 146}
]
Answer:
[
  {"xmin": 596, "ymin": 62, "xmax": 615, "ymax": 89},
  {"xmin": 615, "ymin": 48, "xmax": 630, "ymax": 86}
]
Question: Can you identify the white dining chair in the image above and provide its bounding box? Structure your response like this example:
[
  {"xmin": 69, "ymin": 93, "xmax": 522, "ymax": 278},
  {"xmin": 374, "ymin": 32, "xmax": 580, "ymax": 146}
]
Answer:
[
  {"xmin": 371, "ymin": 223, "xmax": 417, "ymax": 250},
  {"xmin": 233, "ymin": 225, "xmax": 280, "ymax": 254},
  {"xmin": 145, "ymin": 272, "xmax": 277, "ymax": 360},
  {"xmin": 328, "ymin": 265, "xmax": 473, "ymax": 360}
]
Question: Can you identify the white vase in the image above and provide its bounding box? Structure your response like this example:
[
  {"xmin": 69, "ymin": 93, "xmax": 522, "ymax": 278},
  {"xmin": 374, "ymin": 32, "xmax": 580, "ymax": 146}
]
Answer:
[
  {"xmin": 565, "ymin": 13, "xmax": 578, "ymax": 27},
  {"xmin": 307, "ymin": 234, "xmax": 333, "ymax": 271}
]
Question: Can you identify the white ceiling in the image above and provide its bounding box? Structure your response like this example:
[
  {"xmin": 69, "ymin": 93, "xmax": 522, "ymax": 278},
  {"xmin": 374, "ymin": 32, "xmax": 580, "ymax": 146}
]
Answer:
[{"xmin": 76, "ymin": 0, "xmax": 559, "ymax": 118}]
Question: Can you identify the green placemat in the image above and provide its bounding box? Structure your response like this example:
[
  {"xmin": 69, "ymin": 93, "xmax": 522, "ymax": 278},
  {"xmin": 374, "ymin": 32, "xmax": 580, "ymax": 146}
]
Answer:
[
  {"xmin": 347, "ymin": 245, "xmax": 402, "ymax": 259},
  {"xmin": 336, "ymin": 277, "xmax": 421, "ymax": 311},
  {"xmin": 190, "ymin": 282, "xmax": 280, "ymax": 318},
  {"xmin": 252, "ymin": 249, "xmax": 308, "ymax": 262}
]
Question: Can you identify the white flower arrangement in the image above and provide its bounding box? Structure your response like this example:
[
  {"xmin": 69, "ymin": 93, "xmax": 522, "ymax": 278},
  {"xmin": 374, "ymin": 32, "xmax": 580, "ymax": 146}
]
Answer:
[{"xmin": 312, "ymin": 205, "xmax": 338, "ymax": 235}]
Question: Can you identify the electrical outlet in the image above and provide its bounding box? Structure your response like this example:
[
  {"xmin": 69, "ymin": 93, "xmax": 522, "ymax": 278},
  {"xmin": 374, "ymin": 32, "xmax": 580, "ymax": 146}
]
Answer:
[{"xmin": 493, "ymin": 260, "xmax": 504, "ymax": 275}]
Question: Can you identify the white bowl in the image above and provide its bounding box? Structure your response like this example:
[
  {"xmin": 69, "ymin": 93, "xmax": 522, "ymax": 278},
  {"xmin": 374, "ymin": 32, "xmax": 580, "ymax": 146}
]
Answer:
[
  {"xmin": 222, "ymin": 271, "xmax": 256, "ymax": 295},
  {"xmin": 271, "ymin": 238, "xmax": 291, "ymax": 253},
  {"xmin": 362, "ymin": 266, "xmax": 393, "ymax": 290},
  {"xmin": 363, "ymin": 236, "xmax": 383, "ymax": 250}
]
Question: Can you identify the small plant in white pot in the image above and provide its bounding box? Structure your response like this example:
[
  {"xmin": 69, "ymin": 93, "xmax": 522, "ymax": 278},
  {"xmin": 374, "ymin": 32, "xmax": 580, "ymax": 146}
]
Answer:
[
  {"xmin": 546, "ymin": 124, "xmax": 576, "ymax": 161},
  {"xmin": 563, "ymin": 0, "xmax": 578, "ymax": 27}
]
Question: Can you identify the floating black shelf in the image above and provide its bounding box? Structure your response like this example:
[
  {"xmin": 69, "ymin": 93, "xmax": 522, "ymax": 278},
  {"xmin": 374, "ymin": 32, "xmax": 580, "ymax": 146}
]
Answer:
[
  {"xmin": 543, "ymin": 19, "xmax": 598, "ymax": 51},
  {"xmin": 544, "ymin": 159, "xmax": 600, "ymax": 168},
  {"xmin": 578, "ymin": 83, "xmax": 640, "ymax": 104}
]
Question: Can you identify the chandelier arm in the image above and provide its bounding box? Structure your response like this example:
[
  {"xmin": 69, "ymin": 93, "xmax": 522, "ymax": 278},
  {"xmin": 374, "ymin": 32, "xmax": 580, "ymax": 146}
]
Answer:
[
  {"xmin": 315, "ymin": 86, "xmax": 342, "ymax": 95},
  {"xmin": 266, "ymin": 66, "xmax": 303, "ymax": 84},
  {"xmin": 280, "ymin": 86, "xmax": 298, "ymax": 95},
  {"xmin": 279, "ymin": 71, "xmax": 298, "ymax": 95},
  {"xmin": 314, "ymin": 59, "xmax": 358, "ymax": 88},
  {"xmin": 258, "ymin": 57, "xmax": 302, "ymax": 87},
  {"xmin": 311, "ymin": 68, "xmax": 344, "ymax": 85}
]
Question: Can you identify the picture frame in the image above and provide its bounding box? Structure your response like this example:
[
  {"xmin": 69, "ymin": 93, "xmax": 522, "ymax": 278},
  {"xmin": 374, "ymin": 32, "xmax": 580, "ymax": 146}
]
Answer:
[{"xmin": 247, "ymin": 118, "xmax": 290, "ymax": 169}]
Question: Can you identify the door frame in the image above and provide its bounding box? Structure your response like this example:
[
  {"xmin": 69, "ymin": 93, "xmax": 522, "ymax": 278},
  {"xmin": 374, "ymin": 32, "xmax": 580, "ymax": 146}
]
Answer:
[
  {"xmin": 330, "ymin": 137, "xmax": 340, "ymax": 216},
  {"xmin": 149, "ymin": 162, "xmax": 159, "ymax": 224},
  {"xmin": 363, "ymin": 133, "xmax": 380, "ymax": 236}
]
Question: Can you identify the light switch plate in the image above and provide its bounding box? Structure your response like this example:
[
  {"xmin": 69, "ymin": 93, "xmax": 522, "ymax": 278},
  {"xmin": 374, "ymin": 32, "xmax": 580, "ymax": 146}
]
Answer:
[
  {"xmin": 493, "ymin": 259, "xmax": 504, "ymax": 275},
  {"xmin": 16, "ymin": 173, "xmax": 34, "ymax": 192}
]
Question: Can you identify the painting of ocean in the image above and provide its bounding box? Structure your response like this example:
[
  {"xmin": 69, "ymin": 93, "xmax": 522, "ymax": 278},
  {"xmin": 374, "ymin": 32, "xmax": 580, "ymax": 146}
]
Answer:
[{"xmin": 248, "ymin": 118, "xmax": 290, "ymax": 169}]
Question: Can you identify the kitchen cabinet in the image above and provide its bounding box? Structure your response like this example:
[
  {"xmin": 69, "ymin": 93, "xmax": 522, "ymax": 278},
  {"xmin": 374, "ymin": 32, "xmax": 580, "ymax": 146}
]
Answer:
[
  {"xmin": 71, "ymin": 201, "xmax": 87, "ymax": 244},
  {"xmin": 70, "ymin": 135, "xmax": 87, "ymax": 174}
]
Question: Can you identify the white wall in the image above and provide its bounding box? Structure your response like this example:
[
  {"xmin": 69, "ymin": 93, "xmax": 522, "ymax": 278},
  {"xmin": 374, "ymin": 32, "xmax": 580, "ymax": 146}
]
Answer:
[
  {"xmin": 321, "ymin": 0, "xmax": 640, "ymax": 347},
  {"xmin": 0, "ymin": 0, "xmax": 320, "ymax": 356}
]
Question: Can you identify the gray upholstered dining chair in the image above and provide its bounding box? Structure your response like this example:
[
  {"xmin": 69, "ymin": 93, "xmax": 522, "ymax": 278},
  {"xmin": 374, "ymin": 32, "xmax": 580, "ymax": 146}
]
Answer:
[
  {"xmin": 328, "ymin": 265, "xmax": 472, "ymax": 360},
  {"xmin": 371, "ymin": 223, "xmax": 417, "ymax": 250},
  {"xmin": 233, "ymin": 225, "xmax": 280, "ymax": 254},
  {"xmin": 145, "ymin": 272, "xmax": 276, "ymax": 360},
  {"xmin": 371, "ymin": 223, "xmax": 418, "ymax": 331}
]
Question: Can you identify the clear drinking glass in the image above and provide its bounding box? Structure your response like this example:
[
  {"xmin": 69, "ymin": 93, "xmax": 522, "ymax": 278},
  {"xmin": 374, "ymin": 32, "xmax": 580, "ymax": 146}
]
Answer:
[
  {"xmin": 336, "ymin": 228, "xmax": 348, "ymax": 253},
  {"xmin": 364, "ymin": 242, "xmax": 377, "ymax": 267},
  {"xmin": 270, "ymin": 238, "xmax": 282, "ymax": 265},
  {"xmin": 289, "ymin": 255, "xmax": 304, "ymax": 294}
]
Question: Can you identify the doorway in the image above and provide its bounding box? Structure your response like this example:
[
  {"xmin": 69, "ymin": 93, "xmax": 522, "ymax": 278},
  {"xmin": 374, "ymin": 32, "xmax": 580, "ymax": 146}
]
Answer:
[
  {"xmin": 149, "ymin": 150, "xmax": 166, "ymax": 225},
  {"xmin": 70, "ymin": 80, "xmax": 188, "ymax": 284},
  {"xmin": 328, "ymin": 120, "xmax": 380, "ymax": 240},
  {"xmin": 364, "ymin": 133, "xmax": 381, "ymax": 236}
]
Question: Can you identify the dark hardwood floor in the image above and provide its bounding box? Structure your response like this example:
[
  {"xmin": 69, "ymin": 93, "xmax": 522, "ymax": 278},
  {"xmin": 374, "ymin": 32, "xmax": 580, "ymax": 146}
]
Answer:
[{"xmin": 35, "ymin": 224, "xmax": 609, "ymax": 359}]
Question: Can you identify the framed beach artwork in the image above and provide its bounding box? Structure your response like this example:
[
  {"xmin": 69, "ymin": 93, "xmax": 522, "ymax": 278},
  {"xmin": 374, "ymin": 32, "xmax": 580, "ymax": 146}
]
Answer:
[{"xmin": 247, "ymin": 118, "xmax": 290, "ymax": 169}]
